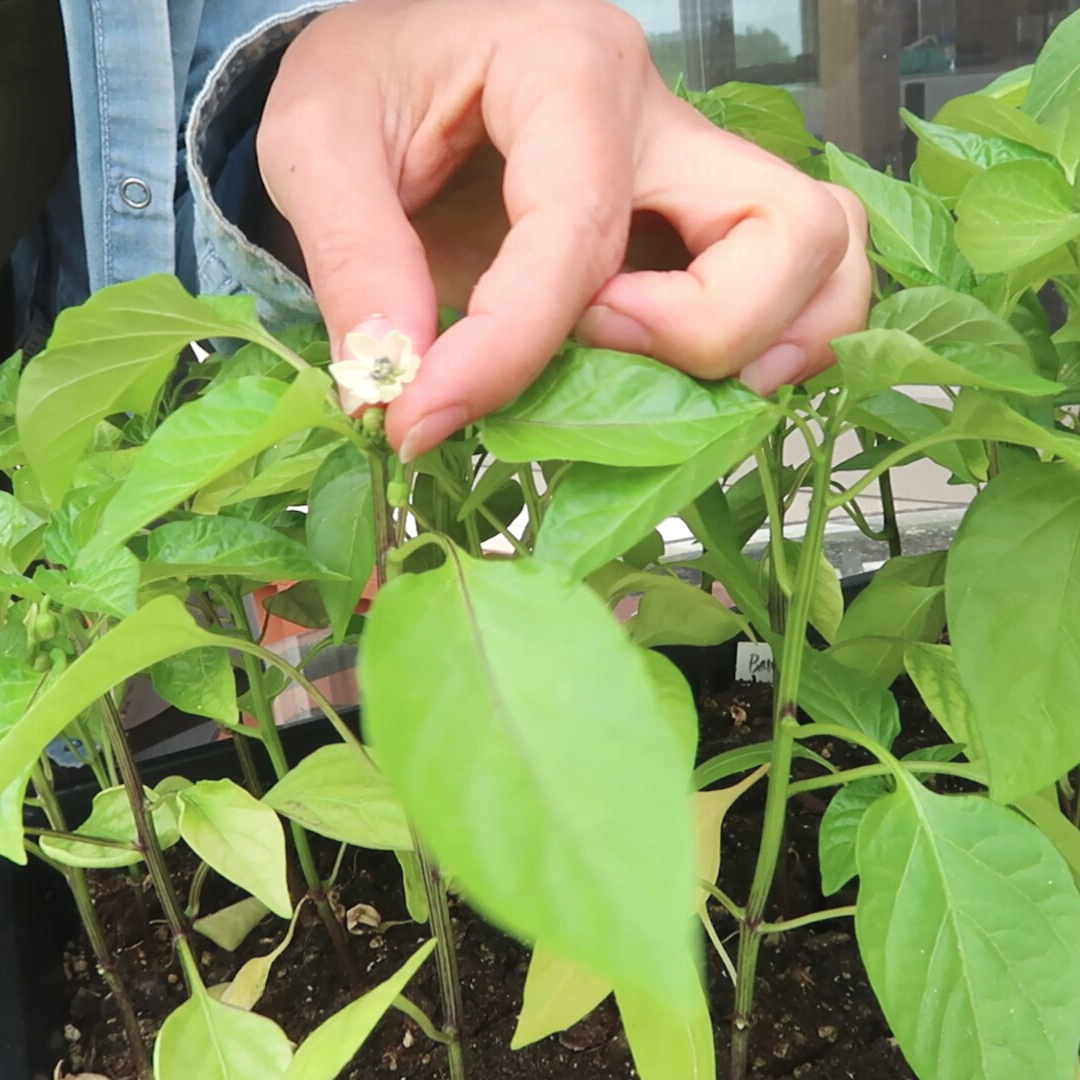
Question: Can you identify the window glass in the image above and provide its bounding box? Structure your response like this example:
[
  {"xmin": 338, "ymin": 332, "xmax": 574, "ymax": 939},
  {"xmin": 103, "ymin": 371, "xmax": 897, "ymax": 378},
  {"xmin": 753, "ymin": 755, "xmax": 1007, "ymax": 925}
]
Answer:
[{"xmin": 622, "ymin": 0, "xmax": 1080, "ymax": 169}]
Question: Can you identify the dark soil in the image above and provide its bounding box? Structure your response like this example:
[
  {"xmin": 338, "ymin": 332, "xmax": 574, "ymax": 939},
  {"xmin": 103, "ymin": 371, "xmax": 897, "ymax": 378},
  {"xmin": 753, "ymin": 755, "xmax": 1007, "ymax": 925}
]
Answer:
[{"xmin": 57, "ymin": 676, "xmax": 953, "ymax": 1080}]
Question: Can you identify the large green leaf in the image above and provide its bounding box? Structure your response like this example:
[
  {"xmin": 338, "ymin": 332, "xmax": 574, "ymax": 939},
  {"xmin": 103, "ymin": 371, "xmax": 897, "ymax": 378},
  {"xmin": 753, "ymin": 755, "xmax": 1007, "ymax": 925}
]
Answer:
[
  {"xmin": 87, "ymin": 369, "xmax": 331, "ymax": 554},
  {"xmin": 154, "ymin": 984, "xmax": 293, "ymax": 1080},
  {"xmin": 943, "ymin": 390, "xmax": 1080, "ymax": 467},
  {"xmin": 34, "ymin": 545, "xmax": 140, "ymax": 619},
  {"xmin": 818, "ymin": 778, "xmax": 889, "ymax": 896},
  {"xmin": 141, "ymin": 516, "xmax": 342, "ymax": 583},
  {"xmin": 534, "ymin": 406, "xmax": 778, "ymax": 579},
  {"xmin": 979, "ymin": 67, "xmax": 1034, "ymax": 108},
  {"xmin": 955, "ymin": 160, "xmax": 1080, "ymax": 273},
  {"xmin": 262, "ymin": 745, "xmax": 412, "ymax": 851},
  {"xmin": 1024, "ymin": 9, "xmax": 1080, "ymax": 120},
  {"xmin": 362, "ymin": 548, "xmax": 696, "ymax": 1009},
  {"xmin": 934, "ymin": 94, "xmax": 1054, "ymax": 152},
  {"xmin": 150, "ymin": 648, "xmax": 238, "ymax": 726},
  {"xmin": 627, "ymin": 574, "xmax": 747, "ymax": 649},
  {"xmin": 834, "ymin": 329, "xmax": 1058, "ymax": 402},
  {"xmin": 710, "ymin": 81, "xmax": 820, "ymax": 162},
  {"xmin": 16, "ymin": 276, "xmax": 279, "ymax": 507},
  {"xmin": 0, "ymin": 597, "xmax": 213, "ymax": 794},
  {"xmin": 947, "ymin": 462, "xmax": 1080, "ymax": 802},
  {"xmin": 857, "ymin": 782, "xmax": 1080, "ymax": 1080},
  {"xmin": 793, "ymin": 642, "xmax": 901, "ymax": 748},
  {"xmin": 512, "ymin": 945, "xmax": 613, "ymax": 1049},
  {"xmin": 39, "ymin": 782, "xmax": 180, "ymax": 869},
  {"xmin": 831, "ymin": 576, "xmax": 946, "ymax": 689},
  {"xmin": 903, "ymin": 643, "xmax": 982, "ymax": 758},
  {"xmin": 827, "ymin": 144, "xmax": 971, "ymax": 288},
  {"xmin": 641, "ymin": 650, "xmax": 700, "ymax": 780},
  {"xmin": 617, "ymin": 977, "xmax": 716, "ymax": 1080},
  {"xmin": 0, "ymin": 659, "xmax": 45, "ymax": 865},
  {"xmin": 480, "ymin": 346, "xmax": 772, "ymax": 467},
  {"xmin": 177, "ymin": 779, "xmax": 291, "ymax": 918},
  {"xmin": 305, "ymin": 444, "xmax": 375, "ymax": 641},
  {"xmin": 849, "ymin": 390, "xmax": 985, "ymax": 485},
  {"xmin": 905, "ymin": 109, "xmax": 1060, "ymax": 202},
  {"xmin": 283, "ymin": 940, "xmax": 436, "ymax": 1080}
]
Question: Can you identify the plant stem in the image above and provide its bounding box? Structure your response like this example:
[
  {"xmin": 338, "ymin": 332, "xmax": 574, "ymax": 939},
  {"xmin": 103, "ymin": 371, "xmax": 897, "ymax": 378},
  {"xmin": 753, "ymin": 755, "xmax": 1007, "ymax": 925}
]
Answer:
[
  {"xmin": 393, "ymin": 994, "xmax": 455, "ymax": 1045},
  {"xmin": 413, "ymin": 830, "xmax": 467, "ymax": 1079},
  {"xmin": 876, "ymin": 440, "xmax": 903, "ymax": 558},
  {"xmin": 368, "ymin": 448, "xmax": 395, "ymax": 585},
  {"xmin": 32, "ymin": 765, "xmax": 152, "ymax": 1078},
  {"xmin": 757, "ymin": 435, "xmax": 790, "ymax": 632},
  {"xmin": 186, "ymin": 861, "xmax": 211, "ymax": 919},
  {"xmin": 730, "ymin": 414, "xmax": 839, "ymax": 1080},
  {"xmin": 760, "ymin": 905, "xmax": 856, "ymax": 934},
  {"xmin": 99, "ymin": 694, "xmax": 194, "ymax": 987},
  {"xmin": 22, "ymin": 825, "xmax": 140, "ymax": 852},
  {"xmin": 222, "ymin": 590, "xmax": 361, "ymax": 990},
  {"xmin": 518, "ymin": 465, "xmax": 543, "ymax": 544},
  {"xmin": 786, "ymin": 759, "xmax": 983, "ymax": 797},
  {"xmin": 231, "ymin": 729, "xmax": 264, "ymax": 798}
]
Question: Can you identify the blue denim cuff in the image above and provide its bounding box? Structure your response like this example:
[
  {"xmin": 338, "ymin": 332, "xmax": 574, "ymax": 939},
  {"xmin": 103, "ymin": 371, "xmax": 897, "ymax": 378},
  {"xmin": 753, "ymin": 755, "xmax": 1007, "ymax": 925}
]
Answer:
[{"xmin": 184, "ymin": 3, "xmax": 344, "ymax": 331}]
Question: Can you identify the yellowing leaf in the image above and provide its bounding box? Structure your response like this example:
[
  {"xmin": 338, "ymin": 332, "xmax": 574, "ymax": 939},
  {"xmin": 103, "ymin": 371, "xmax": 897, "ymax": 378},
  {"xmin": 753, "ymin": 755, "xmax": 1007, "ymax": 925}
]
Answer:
[{"xmin": 511, "ymin": 944, "xmax": 613, "ymax": 1049}]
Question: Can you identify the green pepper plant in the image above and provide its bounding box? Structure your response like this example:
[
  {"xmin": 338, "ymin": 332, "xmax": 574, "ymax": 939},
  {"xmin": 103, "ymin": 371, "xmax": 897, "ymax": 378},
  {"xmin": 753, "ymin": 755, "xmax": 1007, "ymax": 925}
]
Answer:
[{"xmin": 8, "ymin": 14, "xmax": 1080, "ymax": 1080}]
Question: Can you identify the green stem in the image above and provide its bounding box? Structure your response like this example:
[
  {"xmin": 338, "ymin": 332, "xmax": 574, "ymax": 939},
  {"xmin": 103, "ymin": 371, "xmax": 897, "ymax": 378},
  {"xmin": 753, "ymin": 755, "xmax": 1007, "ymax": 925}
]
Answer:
[
  {"xmin": 876, "ymin": 440, "xmax": 903, "ymax": 558},
  {"xmin": 393, "ymin": 994, "xmax": 455, "ymax": 1046},
  {"xmin": 698, "ymin": 880, "xmax": 745, "ymax": 921},
  {"xmin": 760, "ymin": 905, "xmax": 856, "ymax": 935},
  {"xmin": 186, "ymin": 861, "xmax": 211, "ymax": 919},
  {"xmin": 98, "ymin": 694, "xmax": 193, "ymax": 987},
  {"xmin": 787, "ymin": 759, "xmax": 982, "ymax": 797},
  {"xmin": 221, "ymin": 590, "xmax": 361, "ymax": 990},
  {"xmin": 22, "ymin": 825, "xmax": 140, "ymax": 852},
  {"xmin": 830, "ymin": 431, "xmax": 957, "ymax": 506},
  {"xmin": 730, "ymin": 410, "xmax": 840, "ymax": 1080},
  {"xmin": 231, "ymin": 728, "xmax": 264, "ymax": 799},
  {"xmin": 369, "ymin": 449, "xmax": 395, "ymax": 585},
  {"xmin": 31, "ymin": 766, "xmax": 152, "ymax": 1078},
  {"xmin": 831, "ymin": 482, "xmax": 893, "ymax": 542},
  {"xmin": 413, "ymin": 830, "xmax": 467, "ymax": 1079},
  {"xmin": 757, "ymin": 435, "xmax": 790, "ymax": 632},
  {"xmin": 518, "ymin": 466, "xmax": 543, "ymax": 544}
]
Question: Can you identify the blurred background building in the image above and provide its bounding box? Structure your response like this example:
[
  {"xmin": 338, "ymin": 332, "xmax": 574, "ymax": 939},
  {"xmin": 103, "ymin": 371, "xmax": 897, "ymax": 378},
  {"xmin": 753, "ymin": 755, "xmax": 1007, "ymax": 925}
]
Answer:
[{"xmin": 621, "ymin": 0, "xmax": 1080, "ymax": 171}]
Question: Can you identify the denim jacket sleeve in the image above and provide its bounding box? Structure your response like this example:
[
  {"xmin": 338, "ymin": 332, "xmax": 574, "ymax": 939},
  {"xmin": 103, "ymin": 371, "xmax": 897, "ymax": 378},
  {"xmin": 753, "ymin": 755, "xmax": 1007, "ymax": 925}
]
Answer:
[{"xmin": 183, "ymin": 2, "xmax": 345, "ymax": 333}]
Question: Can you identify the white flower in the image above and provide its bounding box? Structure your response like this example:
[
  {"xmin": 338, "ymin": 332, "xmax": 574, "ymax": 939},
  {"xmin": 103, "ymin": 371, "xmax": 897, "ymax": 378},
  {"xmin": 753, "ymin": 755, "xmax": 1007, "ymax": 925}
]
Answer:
[{"xmin": 329, "ymin": 329, "xmax": 421, "ymax": 413}]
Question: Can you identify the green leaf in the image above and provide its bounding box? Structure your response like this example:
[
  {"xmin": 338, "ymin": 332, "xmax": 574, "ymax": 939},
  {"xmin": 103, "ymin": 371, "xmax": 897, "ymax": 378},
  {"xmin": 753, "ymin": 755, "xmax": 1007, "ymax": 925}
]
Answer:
[
  {"xmin": 362, "ymin": 548, "xmax": 696, "ymax": 1010},
  {"xmin": 763, "ymin": 541, "xmax": 843, "ymax": 645},
  {"xmin": 692, "ymin": 742, "xmax": 835, "ymax": 792},
  {"xmin": 480, "ymin": 346, "xmax": 773, "ymax": 467},
  {"xmin": 262, "ymin": 745, "xmax": 412, "ymax": 851},
  {"xmin": 193, "ymin": 898, "xmax": 272, "ymax": 952},
  {"xmin": 835, "ymin": 329, "xmax": 1059, "ymax": 402},
  {"xmin": 0, "ymin": 597, "xmax": 213, "ymax": 794},
  {"xmin": 826, "ymin": 144, "xmax": 971, "ymax": 288},
  {"xmin": 16, "ymin": 275, "xmax": 278, "ymax": 507},
  {"xmin": 711, "ymin": 82, "xmax": 820, "ymax": 162},
  {"xmin": 306, "ymin": 444, "xmax": 375, "ymax": 642},
  {"xmin": 215, "ymin": 903, "xmax": 304, "ymax": 1011},
  {"xmin": 284, "ymin": 940, "xmax": 436, "ymax": 1080},
  {"xmin": 980, "ymin": 66, "xmax": 1034, "ymax": 107},
  {"xmin": 943, "ymin": 390, "xmax": 1080, "ymax": 467},
  {"xmin": 905, "ymin": 109, "xmax": 1060, "ymax": 202},
  {"xmin": 42, "ymin": 482, "xmax": 115, "ymax": 568},
  {"xmin": 0, "ymin": 659, "xmax": 45, "ymax": 865},
  {"xmin": 261, "ymin": 581, "xmax": 330, "ymax": 630},
  {"xmin": 153, "ymin": 985, "xmax": 293, "ymax": 1080},
  {"xmin": 34, "ymin": 545, "xmax": 140, "ymax": 619},
  {"xmin": 394, "ymin": 850, "xmax": 429, "ymax": 924},
  {"xmin": 933, "ymin": 93, "xmax": 1054, "ymax": 151},
  {"xmin": 1024, "ymin": 9, "xmax": 1080, "ymax": 119},
  {"xmin": 534, "ymin": 406, "xmax": 778, "ymax": 579},
  {"xmin": 88, "ymin": 369, "xmax": 332, "ymax": 554},
  {"xmin": 856, "ymin": 782, "xmax": 1080, "ymax": 1080},
  {"xmin": 818, "ymin": 778, "xmax": 889, "ymax": 896},
  {"xmin": 641, "ymin": 650, "xmax": 699, "ymax": 779},
  {"xmin": 1045, "ymin": 94, "xmax": 1080, "ymax": 183},
  {"xmin": 628, "ymin": 575, "xmax": 747, "ymax": 649},
  {"xmin": 831, "ymin": 579, "xmax": 945, "ymax": 689},
  {"xmin": 617, "ymin": 977, "xmax": 716, "ymax": 1080},
  {"xmin": 0, "ymin": 493, "xmax": 44, "ymax": 573},
  {"xmin": 39, "ymin": 783, "xmax": 179, "ymax": 869},
  {"xmin": 512, "ymin": 945, "xmax": 613, "ymax": 1049},
  {"xmin": 1014, "ymin": 791, "xmax": 1080, "ymax": 891},
  {"xmin": 955, "ymin": 160, "xmax": 1080, "ymax": 273},
  {"xmin": 903, "ymin": 643, "xmax": 982, "ymax": 758},
  {"xmin": 947, "ymin": 462, "xmax": 1080, "ymax": 801},
  {"xmin": 793, "ymin": 643, "xmax": 901, "ymax": 748},
  {"xmin": 177, "ymin": 779, "xmax": 292, "ymax": 918},
  {"xmin": 622, "ymin": 529, "xmax": 665, "ymax": 569},
  {"xmin": 151, "ymin": 648, "xmax": 238, "ymax": 726},
  {"xmin": 142, "ymin": 516, "xmax": 341, "ymax": 584}
]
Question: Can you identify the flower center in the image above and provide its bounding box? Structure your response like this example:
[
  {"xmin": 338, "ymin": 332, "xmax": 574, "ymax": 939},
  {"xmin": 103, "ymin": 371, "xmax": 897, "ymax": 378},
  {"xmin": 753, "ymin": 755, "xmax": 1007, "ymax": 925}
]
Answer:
[{"xmin": 370, "ymin": 355, "xmax": 396, "ymax": 384}]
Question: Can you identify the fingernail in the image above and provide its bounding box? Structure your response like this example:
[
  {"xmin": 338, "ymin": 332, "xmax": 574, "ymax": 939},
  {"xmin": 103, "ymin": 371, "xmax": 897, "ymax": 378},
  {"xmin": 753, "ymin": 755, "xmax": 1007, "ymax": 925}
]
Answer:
[
  {"xmin": 577, "ymin": 305, "xmax": 653, "ymax": 356},
  {"xmin": 338, "ymin": 315, "xmax": 394, "ymax": 362},
  {"xmin": 739, "ymin": 343, "xmax": 807, "ymax": 396},
  {"xmin": 399, "ymin": 405, "xmax": 470, "ymax": 464}
]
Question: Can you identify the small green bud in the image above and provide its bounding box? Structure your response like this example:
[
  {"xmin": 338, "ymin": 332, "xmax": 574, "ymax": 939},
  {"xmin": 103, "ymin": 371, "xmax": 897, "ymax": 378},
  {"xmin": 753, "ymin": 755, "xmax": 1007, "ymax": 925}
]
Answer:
[
  {"xmin": 387, "ymin": 478, "xmax": 410, "ymax": 508},
  {"xmin": 32, "ymin": 652, "xmax": 51, "ymax": 672},
  {"xmin": 361, "ymin": 407, "xmax": 386, "ymax": 441},
  {"xmin": 33, "ymin": 612, "xmax": 60, "ymax": 640}
]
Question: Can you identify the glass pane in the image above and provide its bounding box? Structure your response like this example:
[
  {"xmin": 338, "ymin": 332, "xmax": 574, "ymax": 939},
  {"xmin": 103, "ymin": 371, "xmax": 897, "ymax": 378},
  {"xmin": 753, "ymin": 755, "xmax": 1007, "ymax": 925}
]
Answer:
[{"xmin": 623, "ymin": 0, "xmax": 1080, "ymax": 169}]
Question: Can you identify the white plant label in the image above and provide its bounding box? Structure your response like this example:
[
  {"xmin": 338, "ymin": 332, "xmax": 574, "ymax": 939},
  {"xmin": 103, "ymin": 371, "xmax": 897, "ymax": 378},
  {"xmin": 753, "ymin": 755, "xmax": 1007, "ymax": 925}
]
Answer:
[{"xmin": 735, "ymin": 642, "xmax": 774, "ymax": 684}]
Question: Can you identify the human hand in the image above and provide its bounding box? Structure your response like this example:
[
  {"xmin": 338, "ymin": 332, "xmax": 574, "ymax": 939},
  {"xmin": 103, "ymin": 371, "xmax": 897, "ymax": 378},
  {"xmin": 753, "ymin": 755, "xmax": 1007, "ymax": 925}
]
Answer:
[{"xmin": 256, "ymin": 0, "xmax": 871, "ymax": 461}]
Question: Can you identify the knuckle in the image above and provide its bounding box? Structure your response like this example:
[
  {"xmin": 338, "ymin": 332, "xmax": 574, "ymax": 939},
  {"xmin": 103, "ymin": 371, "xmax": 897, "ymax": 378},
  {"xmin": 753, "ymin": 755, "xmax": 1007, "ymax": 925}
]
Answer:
[
  {"xmin": 785, "ymin": 184, "xmax": 852, "ymax": 273},
  {"xmin": 822, "ymin": 181, "xmax": 870, "ymax": 239}
]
